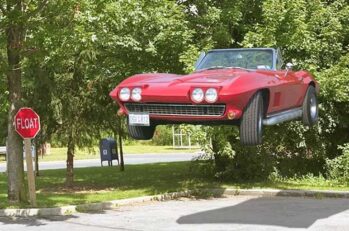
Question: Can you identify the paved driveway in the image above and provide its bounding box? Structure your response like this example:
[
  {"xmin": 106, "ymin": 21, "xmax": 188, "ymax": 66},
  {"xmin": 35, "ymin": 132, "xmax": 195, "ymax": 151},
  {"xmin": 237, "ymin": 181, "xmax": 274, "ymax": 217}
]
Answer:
[
  {"xmin": 0, "ymin": 152, "xmax": 200, "ymax": 172},
  {"xmin": 1, "ymin": 196, "xmax": 349, "ymax": 230}
]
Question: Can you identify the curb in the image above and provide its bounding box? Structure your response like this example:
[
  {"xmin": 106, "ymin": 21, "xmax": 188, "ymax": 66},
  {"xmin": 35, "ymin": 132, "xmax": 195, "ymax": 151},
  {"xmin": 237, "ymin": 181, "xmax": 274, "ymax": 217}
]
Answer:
[
  {"xmin": 206, "ymin": 188, "xmax": 349, "ymax": 199},
  {"xmin": 1, "ymin": 188, "xmax": 349, "ymax": 217},
  {"xmin": 0, "ymin": 191, "xmax": 192, "ymax": 217}
]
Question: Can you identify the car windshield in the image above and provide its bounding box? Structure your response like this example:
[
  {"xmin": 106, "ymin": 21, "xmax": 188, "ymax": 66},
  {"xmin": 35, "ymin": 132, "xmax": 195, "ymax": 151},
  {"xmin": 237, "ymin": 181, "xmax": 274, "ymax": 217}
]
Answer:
[{"xmin": 196, "ymin": 49, "xmax": 274, "ymax": 71}]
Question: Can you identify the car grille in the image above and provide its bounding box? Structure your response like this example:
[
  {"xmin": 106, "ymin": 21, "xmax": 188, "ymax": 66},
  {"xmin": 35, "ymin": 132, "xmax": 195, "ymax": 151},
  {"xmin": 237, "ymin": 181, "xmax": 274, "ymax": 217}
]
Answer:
[{"xmin": 125, "ymin": 103, "xmax": 225, "ymax": 117}]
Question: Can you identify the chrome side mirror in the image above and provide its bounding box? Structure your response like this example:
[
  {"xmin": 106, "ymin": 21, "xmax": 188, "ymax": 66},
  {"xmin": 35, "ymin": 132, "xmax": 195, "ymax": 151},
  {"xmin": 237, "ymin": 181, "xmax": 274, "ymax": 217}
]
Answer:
[
  {"xmin": 286, "ymin": 62, "xmax": 294, "ymax": 71},
  {"xmin": 284, "ymin": 62, "xmax": 294, "ymax": 77}
]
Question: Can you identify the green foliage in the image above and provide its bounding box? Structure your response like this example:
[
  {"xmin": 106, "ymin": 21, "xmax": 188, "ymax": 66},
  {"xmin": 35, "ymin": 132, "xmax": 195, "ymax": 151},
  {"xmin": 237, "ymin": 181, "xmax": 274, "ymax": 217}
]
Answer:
[
  {"xmin": 194, "ymin": 120, "xmax": 326, "ymax": 181},
  {"xmin": 192, "ymin": 126, "xmax": 274, "ymax": 181},
  {"xmin": 267, "ymin": 171, "xmax": 344, "ymax": 190},
  {"xmin": 151, "ymin": 125, "xmax": 173, "ymax": 146},
  {"xmin": 13, "ymin": 0, "xmax": 194, "ymax": 150},
  {"xmin": 318, "ymin": 53, "xmax": 349, "ymax": 103},
  {"xmin": 326, "ymin": 144, "xmax": 349, "ymax": 183},
  {"xmin": 0, "ymin": 162, "xmax": 202, "ymax": 208},
  {"xmin": 316, "ymin": 54, "xmax": 349, "ymax": 157},
  {"xmin": 179, "ymin": 45, "xmax": 201, "ymax": 73},
  {"xmin": 1, "ymin": 0, "xmax": 349, "ymax": 185},
  {"xmin": 190, "ymin": 0, "xmax": 349, "ymax": 182},
  {"xmin": 243, "ymin": 0, "xmax": 348, "ymax": 71}
]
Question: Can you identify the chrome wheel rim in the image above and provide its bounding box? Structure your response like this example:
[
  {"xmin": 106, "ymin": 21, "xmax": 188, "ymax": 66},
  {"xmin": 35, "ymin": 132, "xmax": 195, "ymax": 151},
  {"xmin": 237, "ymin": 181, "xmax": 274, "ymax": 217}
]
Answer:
[
  {"xmin": 310, "ymin": 94, "xmax": 318, "ymax": 120},
  {"xmin": 258, "ymin": 102, "xmax": 263, "ymax": 133},
  {"xmin": 258, "ymin": 111, "xmax": 262, "ymax": 131}
]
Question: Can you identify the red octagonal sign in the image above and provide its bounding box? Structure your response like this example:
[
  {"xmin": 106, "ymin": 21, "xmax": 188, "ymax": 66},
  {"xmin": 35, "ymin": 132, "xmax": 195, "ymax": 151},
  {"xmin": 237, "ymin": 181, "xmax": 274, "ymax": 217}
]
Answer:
[{"xmin": 14, "ymin": 108, "xmax": 41, "ymax": 139}]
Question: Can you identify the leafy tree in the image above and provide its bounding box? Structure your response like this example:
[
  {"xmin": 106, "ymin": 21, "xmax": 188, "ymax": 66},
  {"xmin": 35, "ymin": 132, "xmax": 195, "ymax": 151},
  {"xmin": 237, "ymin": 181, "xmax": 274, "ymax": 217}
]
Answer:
[
  {"xmin": 317, "ymin": 54, "xmax": 349, "ymax": 158},
  {"xmin": 2, "ymin": 0, "xmax": 349, "ymax": 196},
  {"xmin": 242, "ymin": 0, "xmax": 349, "ymax": 170},
  {"xmin": 0, "ymin": 0, "xmax": 51, "ymax": 203},
  {"xmin": 178, "ymin": 0, "xmax": 266, "ymax": 71},
  {"xmin": 19, "ymin": 0, "xmax": 193, "ymax": 185},
  {"xmin": 187, "ymin": 0, "xmax": 349, "ymax": 179}
]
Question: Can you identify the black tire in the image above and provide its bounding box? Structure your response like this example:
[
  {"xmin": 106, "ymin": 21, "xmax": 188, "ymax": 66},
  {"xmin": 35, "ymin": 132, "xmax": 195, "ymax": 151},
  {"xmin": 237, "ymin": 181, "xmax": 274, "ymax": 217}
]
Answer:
[
  {"xmin": 302, "ymin": 85, "xmax": 318, "ymax": 126},
  {"xmin": 240, "ymin": 92, "xmax": 264, "ymax": 146},
  {"xmin": 128, "ymin": 124, "xmax": 156, "ymax": 140}
]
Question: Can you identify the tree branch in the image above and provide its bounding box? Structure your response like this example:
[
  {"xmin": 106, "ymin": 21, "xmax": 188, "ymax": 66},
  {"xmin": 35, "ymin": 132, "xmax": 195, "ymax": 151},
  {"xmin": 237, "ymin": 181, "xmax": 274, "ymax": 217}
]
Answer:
[
  {"xmin": 0, "ymin": 4, "xmax": 6, "ymax": 16},
  {"xmin": 27, "ymin": 0, "xmax": 49, "ymax": 18}
]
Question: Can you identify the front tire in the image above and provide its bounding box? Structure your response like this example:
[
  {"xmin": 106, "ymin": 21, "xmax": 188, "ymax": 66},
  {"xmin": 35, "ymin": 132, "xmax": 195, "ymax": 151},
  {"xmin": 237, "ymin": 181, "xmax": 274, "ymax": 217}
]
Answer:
[
  {"xmin": 128, "ymin": 124, "xmax": 156, "ymax": 140},
  {"xmin": 240, "ymin": 92, "xmax": 264, "ymax": 146},
  {"xmin": 302, "ymin": 85, "xmax": 318, "ymax": 126}
]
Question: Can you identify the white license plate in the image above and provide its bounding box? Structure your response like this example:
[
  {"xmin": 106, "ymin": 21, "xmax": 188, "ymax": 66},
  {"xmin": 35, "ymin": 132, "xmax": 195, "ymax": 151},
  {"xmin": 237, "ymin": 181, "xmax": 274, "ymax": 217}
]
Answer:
[{"xmin": 128, "ymin": 113, "xmax": 150, "ymax": 126}]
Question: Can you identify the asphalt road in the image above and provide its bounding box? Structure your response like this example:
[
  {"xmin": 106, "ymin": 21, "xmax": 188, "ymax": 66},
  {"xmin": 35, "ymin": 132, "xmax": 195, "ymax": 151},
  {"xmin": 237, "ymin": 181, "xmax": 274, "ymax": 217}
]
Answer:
[
  {"xmin": 1, "ymin": 196, "xmax": 349, "ymax": 230},
  {"xmin": 0, "ymin": 152, "xmax": 200, "ymax": 172}
]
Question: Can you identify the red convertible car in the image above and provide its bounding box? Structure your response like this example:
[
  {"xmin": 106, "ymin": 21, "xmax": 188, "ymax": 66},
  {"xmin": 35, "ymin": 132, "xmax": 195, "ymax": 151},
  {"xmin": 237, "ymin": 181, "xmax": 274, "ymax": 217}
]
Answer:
[{"xmin": 110, "ymin": 48, "xmax": 319, "ymax": 145}]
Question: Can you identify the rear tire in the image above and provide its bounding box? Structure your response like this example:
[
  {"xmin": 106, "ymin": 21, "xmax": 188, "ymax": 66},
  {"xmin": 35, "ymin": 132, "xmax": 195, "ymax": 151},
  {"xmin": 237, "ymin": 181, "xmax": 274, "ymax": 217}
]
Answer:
[
  {"xmin": 302, "ymin": 85, "xmax": 318, "ymax": 126},
  {"xmin": 128, "ymin": 124, "xmax": 156, "ymax": 140},
  {"xmin": 240, "ymin": 92, "xmax": 264, "ymax": 146}
]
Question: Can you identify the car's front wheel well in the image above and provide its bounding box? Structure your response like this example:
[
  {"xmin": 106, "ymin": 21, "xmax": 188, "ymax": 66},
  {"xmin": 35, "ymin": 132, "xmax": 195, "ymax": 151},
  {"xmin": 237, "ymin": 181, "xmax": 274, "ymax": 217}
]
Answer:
[
  {"xmin": 309, "ymin": 81, "xmax": 315, "ymax": 88},
  {"xmin": 260, "ymin": 89, "xmax": 270, "ymax": 116}
]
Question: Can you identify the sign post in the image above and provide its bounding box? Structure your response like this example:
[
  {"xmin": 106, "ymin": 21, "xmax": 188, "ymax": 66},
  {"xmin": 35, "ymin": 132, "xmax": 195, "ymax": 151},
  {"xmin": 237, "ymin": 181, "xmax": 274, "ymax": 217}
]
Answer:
[
  {"xmin": 14, "ymin": 107, "xmax": 40, "ymax": 207},
  {"xmin": 24, "ymin": 139, "xmax": 36, "ymax": 206}
]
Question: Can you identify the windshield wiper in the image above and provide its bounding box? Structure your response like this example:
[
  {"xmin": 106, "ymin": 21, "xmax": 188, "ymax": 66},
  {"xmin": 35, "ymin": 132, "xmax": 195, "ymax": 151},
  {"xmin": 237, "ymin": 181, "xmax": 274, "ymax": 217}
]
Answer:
[
  {"xmin": 205, "ymin": 66, "xmax": 228, "ymax": 70},
  {"xmin": 197, "ymin": 66, "xmax": 228, "ymax": 71},
  {"xmin": 197, "ymin": 66, "xmax": 251, "ymax": 72},
  {"xmin": 226, "ymin": 66, "xmax": 251, "ymax": 71}
]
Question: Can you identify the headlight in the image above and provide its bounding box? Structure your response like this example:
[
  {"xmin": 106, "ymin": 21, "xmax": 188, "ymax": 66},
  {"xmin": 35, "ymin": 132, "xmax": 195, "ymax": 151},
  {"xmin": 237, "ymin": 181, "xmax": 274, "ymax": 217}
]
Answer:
[
  {"xmin": 191, "ymin": 88, "xmax": 204, "ymax": 103},
  {"xmin": 131, "ymin": 87, "xmax": 142, "ymax": 101},
  {"xmin": 205, "ymin": 88, "xmax": 218, "ymax": 103},
  {"xmin": 119, "ymin": 87, "xmax": 130, "ymax": 101}
]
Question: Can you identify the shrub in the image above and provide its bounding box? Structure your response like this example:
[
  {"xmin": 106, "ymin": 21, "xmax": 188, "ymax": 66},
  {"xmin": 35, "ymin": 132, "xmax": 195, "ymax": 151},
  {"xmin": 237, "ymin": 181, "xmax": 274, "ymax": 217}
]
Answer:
[
  {"xmin": 151, "ymin": 125, "xmax": 173, "ymax": 146},
  {"xmin": 326, "ymin": 144, "xmax": 349, "ymax": 183}
]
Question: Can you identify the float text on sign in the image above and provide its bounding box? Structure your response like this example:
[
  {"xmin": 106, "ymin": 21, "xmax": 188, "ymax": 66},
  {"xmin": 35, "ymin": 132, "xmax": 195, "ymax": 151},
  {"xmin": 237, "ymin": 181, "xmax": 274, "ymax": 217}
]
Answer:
[{"xmin": 14, "ymin": 108, "xmax": 41, "ymax": 139}]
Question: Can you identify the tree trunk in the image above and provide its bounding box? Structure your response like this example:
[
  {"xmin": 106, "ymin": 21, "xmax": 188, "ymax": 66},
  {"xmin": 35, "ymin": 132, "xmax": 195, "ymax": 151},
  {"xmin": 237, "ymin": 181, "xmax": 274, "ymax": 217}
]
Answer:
[
  {"xmin": 34, "ymin": 140, "xmax": 39, "ymax": 176},
  {"xmin": 6, "ymin": 3, "xmax": 27, "ymax": 203},
  {"xmin": 119, "ymin": 133, "xmax": 124, "ymax": 171},
  {"xmin": 66, "ymin": 132, "xmax": 75, "ymax": 187},
  {"xmin": 212, "ymin": 137, "xmax": 226, "ymax": 173},
  {"xmin": 116, "ymin": 117, "xmax": 125, "ymax": 171}
]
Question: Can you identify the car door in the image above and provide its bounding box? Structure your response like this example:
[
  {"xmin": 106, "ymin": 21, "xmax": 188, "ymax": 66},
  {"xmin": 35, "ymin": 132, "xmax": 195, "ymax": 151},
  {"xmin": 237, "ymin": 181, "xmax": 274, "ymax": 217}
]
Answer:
[
  {"xmin": 283, "ymin": 70, "xmax": 304, "ymax": 108},
  {"xmin": 268, "ymin": 50, "xmax": 304, "ymax": 112}
]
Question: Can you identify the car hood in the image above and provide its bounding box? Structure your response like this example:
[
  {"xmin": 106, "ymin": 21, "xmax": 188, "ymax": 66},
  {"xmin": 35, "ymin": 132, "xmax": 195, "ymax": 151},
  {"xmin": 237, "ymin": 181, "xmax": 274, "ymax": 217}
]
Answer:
[
  {"xmin": 110, "ymin": 68, "xmax": 274, "ymax": 103},
  {"xmin": 137, "ymin": 69, "xmax": 245, "ymax": 85}
]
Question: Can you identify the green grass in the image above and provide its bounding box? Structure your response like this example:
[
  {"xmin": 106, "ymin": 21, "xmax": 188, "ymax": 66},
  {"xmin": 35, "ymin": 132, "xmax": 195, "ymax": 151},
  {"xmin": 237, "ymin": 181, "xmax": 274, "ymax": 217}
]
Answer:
[
  {"xmin": 221, "ymin": 181, "xmax": 349, "ymax": 192},
  {"xmin": 1, "ymin": 161, "xmax": 349, "ymax": 209},
  {"xmin": 17, "ymin": 145, "xmax": 199, "ymax": 162},
  {"xmin": 0, "ymin": 162, "xmax": 215, "ymax": 209}
]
